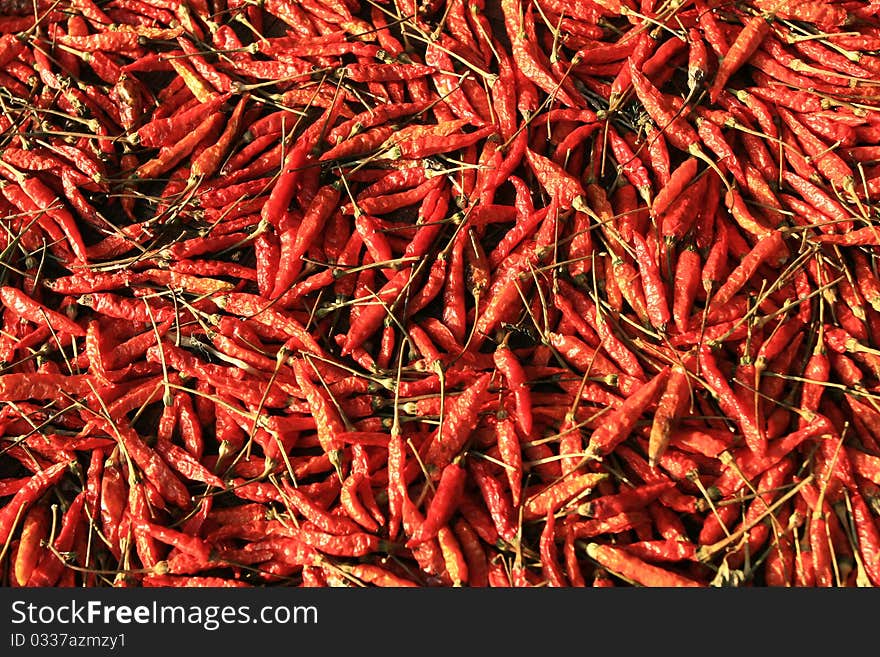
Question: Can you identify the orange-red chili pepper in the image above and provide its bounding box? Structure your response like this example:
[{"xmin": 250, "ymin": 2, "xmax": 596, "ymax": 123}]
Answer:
[
  {"xmin": 422, "ymin": 373, "xmax": 492, "ymax": 472},
  {"xmin": 708, "ymin": 14, "xmax": 771, "ymax": 103},
  {"xmin": 647, "ymin": 365, "xmax": 691, "ymax": 467},
  {"xmin": 585, "ymin": 542, "xmax": 703, "ymax": 586},
  {"xmin": 1, "ymin": 286, "xmax": 85, "ymax": 337},
  {"xmin": 584, "ymin": 368, "xmax": 670, "ymax": 461}
]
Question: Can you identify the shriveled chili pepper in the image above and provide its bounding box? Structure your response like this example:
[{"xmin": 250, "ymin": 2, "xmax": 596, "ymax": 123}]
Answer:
[
  {"xmin": 280, "ymin": 479, "xmax": 361, "ymax": 537},
  {"xmin": 493, "ymin": 344, "xmax": 533, "ymax": 436},
  {"xmin": 407, "ymin": 460, "xmax": 467, "ymax": 547},
  {"xmin": 0, "ymin": 460, "xmax": 71, "ymax": 548},
  {"xmin": 13, "ymin": 501, "xmax": 50, "ymax": 586},
  {"xmin": 850, "ymin": 490, "xmax": 880, "ymax": 586},
  {"xmin": 607, "ymin": 127, "xmax": 653, "ymax": 205},
  {"xmin": 136, "ymin": 112, "xmax": 225, "ymax": 180},
  {"xmin": 585, "ymin": 542, "xmax": 703, "ymax": 586},
  {"xmin": 26, "ymin": 493, "xmax": 85, "ymax": 587},
  {"xmin": 1, "ymin": 286, "xmax": 85, "ymax": 337},
  {"xmin": 422, "ymin": 373, "xmax": 492, "ymax": 472},
  {"xmin": 708, "ymin": 229, "xmax": 785, "ymax": 315},
  {"xmin": 647, "ymin": 365, "xmax": 691, "ymax": 467},
  {"xmin": 468, "ymin": 458, "xmax": 517, "ymax": 544},
  {"xmin": 780, "ymin": 108, "xmax": 855, "ymax": 193},
  {"xmin": 584, "ymin": 368, "xmax": 670, "ymax": 461},
  {"xmin": 290, "ymin": 359, "xmax": 344, "ymax": 472},
  {"xmin": 708, "ymin": 14, "xmax": 771, "ymax": 103},
  {"xmin": 631, "ymin": 232, "xmax": 671, "ymax": 331}
]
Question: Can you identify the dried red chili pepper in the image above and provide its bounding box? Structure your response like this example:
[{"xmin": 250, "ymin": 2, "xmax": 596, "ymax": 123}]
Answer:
[
  {"xmin": 0, "ymin": 461, "xmax": 71, "ymax": 548},
  {"xmin": 584, "ymin": 369, "xmax": 670, "ymax": 461}
]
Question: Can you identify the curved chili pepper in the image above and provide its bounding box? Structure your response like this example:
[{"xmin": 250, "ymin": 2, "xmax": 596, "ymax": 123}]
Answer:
[
  {"xmin": 423, "ymin": 373, "xmax": 492, "ymax": 472},
  {"xmin": 607, "ymin": 127, "xmax": 653, "ymax": 204},
  {"xmin": 1, "ymin": 286, "xmax": 85, "ymax": 337},
  {"xmin": 647, "ymin": 365, "xmax": 691, "ymax": 467},
  {"xmin": 708, "ymin": 14, "xmax": 771, "ymax": 103},
  {"xmin": 26, "ymin": 492, "xmax": 85, "ymax": 587},
  {"xmin": 628, "ymin": 61, "xmax": 699, "ymax": 153},
  {"xmin": 707, "ymin": 229, "xmax": 785, "ymax": 315},
  {"xmin": 584, "ymin": 368, "xmax": 670, "ymax": 461},
  {"xmin": 585, "ymin": 542, "xmax": 703, "ymax": 586},
  {"xmin": 492, "ymin": 345, "xmax": 532, "ymax": 436},
  {"xmin": 137, "ymin": 112, "xmax": 225, "ymax": 180},
  {"xmin": 850, "ymin": 490, "xmax": 880, "ymax": 586},
  {"xmin": 13, "ymin": 502, "xmax": 50, "ymax": 586},
  {"xmin": 407, "ymin": 461, "xmax": 467, "ymax": 547},
  {"xmin": 699, "ymin": 344, "xmax": 767, "ymax": 458},
  {"xmin": 0, "ymin": 460, "xmax": 71, "ymax": 548},
  {"xmin": 631, "ymin": 232, "xmax": 670, "ymax": 331}
]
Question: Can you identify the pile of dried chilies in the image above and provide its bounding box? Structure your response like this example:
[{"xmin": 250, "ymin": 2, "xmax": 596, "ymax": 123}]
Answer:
[{"xmin": 1, "ymin": 0, "xmax": 879, "ymax": 588}]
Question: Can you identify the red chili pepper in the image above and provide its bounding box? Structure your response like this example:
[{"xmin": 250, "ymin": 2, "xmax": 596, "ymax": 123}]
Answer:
[
  {"xmin": 321, "ymin": 124, "xmax": 398, "ymax": 162},
  {"xmin": 26, "ymin": 493, "xmax": 85, "ymax": 587},
  {"xmin": 341, "ymin": 266, "xmax": 413, "ymax": 355},
  {"xmin": 724, "ymin": 186, "xmax": 774, "ymax": 240},
  {"xmin": 850, "ymin": 490, "xmax": 880, "ymax": 586},
  {"xmin": 582, "ymin": 481, "xmax": 676, "ymax": 521},
  {"xmin": 407, "ymin": 461, "xmax": 467, "ymax": 547},
  {"xmin": 628, "ymin": 61, "xmax": 699, "ymax": 154},
  {"xmin": 671, "ymin": 246, "xmax": 702, "ymax": 335},
  {"xmin": 696, "ymin": 117, "xmax": 746, "ymax": 186},
  {"xmin": 779, "ymin": 107, "xmax": 855, "ymax": 192},
  {"xmin": 337, "ymin": 473, "xmax": 377, "ymax": 534},
  {"xmin": 631, "ymin": 232, "xmax": 671, "ymax": 331},
  {"xmin": 708, "ymin": 14, "xmax": 771, "ymax": 103},
  {"xmin": 537, "ymin": 509, "xmax": 566, "ymax": 587},
  {"xmin": 280, "ymin": 479, "xmax": 361, "ymax": 537},
  {"xmin": 155, "ymin": 438, "xmax": 222, "ymax": 490},
  {"xmin": 608, "ymin": 127, "xmax": 654, "ymax": 204},
  {"xmin": 584, "ymin": 368, "xmax": 670, "ymax": 461},
  {"xmin": 647, "ymin": 365, "xmax": 691, "ymax": 467},
  {"xmin": 2, "ymin": 166, "xmax": 89, "ymax": 262},
  {"xmin": 707, "ymin": 229, "xmax": 786, "ymax": 314},
  {"xmin": 493, "ymin": 344, "xmax": 533, "ymax": 436},
  {"xmin": 467, "ymin": 458, "xmax": 517, "ymax": 544},
  {"xmin": 652, "ymin": 158, "xmax": 699, "ymax": 218},
  {"xmin": 136, "ymin": 112, "xmax": 225, "ymax": 180},
  {"xmin": 585, "ymin": 542, "xmax": 703, "ymax": 586},
  {"xmin": 1, "ymin": 286, "xmax": 85, "ymax": 337},
  {"xmin": 552, "ymin": 297, "xmax": 638, "ymax": 381},
  {"xmin": 431, "ymin": 526, "xmax": 465, "ymax": 586},
  {"xmin": 782, "ymin": 171, "xmax": 853, "ymax": 233},
  {"xmin": 700, "ymin": 342, "xmax": 767, "ymax": 457},
  {"xmin": 0, "ymin": 460, "xmax": 71, "ymax": 549},
  {"xmin": 422, "ymin": 373, "xmax": 492, "ymax": 472},
  {"xmin": 521, "ymin": 472, "xmax": 609, "ymax": 522},
  {"xmin": 13, "ymin": 502, "xmax": 50, "ymax": 586},
  {"xmin": 503, "ymin": 0, "xmax": 582, "ymax": 109},
  {"xmin": 291, "ymin": 359, "xmax": 345, "ymax": 471},
  {"xmin": 190, "ymin": 95, "xmax": 248, "ymax": 179},
  {"xmin": 134, "ymin": 93, "xmax": 227, "ymax": 148},
  {"xmin": 388, "ymin": 124, "xmax": 496, "ymax": 160}
]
